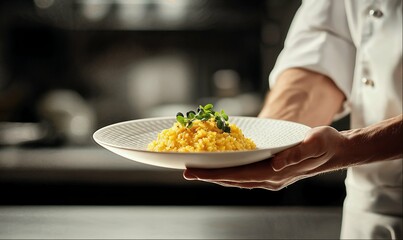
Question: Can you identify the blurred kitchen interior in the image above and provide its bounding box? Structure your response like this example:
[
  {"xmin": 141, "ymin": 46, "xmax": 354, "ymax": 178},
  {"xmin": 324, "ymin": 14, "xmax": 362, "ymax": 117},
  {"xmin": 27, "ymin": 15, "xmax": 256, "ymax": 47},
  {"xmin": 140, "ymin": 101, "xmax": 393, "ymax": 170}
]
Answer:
[{"xmin": 0, "ymin": 0, "xmax": 349, "ymax": 206}]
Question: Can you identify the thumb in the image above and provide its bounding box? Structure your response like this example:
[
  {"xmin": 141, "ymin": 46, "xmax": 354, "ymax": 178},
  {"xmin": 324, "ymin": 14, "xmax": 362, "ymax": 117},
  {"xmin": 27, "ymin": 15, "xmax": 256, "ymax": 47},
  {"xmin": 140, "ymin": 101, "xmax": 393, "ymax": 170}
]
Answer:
[{"xmin": 271, "ymin": 127, "xmax": 326, "ymax": 171}]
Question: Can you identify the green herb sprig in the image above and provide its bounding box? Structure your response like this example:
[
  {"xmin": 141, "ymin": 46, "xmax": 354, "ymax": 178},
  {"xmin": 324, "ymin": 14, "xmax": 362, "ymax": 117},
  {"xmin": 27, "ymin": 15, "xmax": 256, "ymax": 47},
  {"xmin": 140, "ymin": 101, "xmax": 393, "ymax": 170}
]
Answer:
[{"xmin": 176, "ymin": 104, "xmax": 230, "ymax": 133}]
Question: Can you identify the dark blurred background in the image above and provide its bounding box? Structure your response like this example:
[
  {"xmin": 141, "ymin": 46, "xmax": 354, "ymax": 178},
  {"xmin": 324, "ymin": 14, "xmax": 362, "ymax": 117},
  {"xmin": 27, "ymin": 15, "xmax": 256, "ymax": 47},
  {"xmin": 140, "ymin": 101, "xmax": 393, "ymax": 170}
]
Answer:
[{"xmin": 0, "ymin": 0, "xmax": 348, "ymax": 206}]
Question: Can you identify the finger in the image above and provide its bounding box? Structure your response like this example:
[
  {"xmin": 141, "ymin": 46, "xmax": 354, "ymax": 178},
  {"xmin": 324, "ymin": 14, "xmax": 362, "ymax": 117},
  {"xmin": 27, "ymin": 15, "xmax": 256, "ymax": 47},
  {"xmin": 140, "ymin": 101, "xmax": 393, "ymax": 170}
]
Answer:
[
  {"xmin": 215, "ymin": 171, "xmax": 315, "ymax": 190},
  {"xmin": 184, "ymin": 160, "xmax": 274, "ymax": 182},
  {"xmin": 213, "ymin": 180, "xmax": 285, "ymax": 191},
  {"xmin": 187, "ymin": 178, "xmax": 274, "ymax": 190},
  {"xmin": 182, "ymin": 173, "xmax": 248, "ymax": 188},
  {"xmin": 184, "ymin": 166, "xmax": 315, "ymax": 190}
]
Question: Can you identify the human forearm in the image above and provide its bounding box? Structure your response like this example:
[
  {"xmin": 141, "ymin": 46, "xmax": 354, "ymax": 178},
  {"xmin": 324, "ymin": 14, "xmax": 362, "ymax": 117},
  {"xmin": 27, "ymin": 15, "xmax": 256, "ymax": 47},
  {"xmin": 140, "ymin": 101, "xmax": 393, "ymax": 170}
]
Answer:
[
  {"xmin": 258, "ymin": 68, "xmax": 345, "ymax": 127},
  {"xmin": 339, "ymin": 114, "xmax": 403, "ymax": 166}
]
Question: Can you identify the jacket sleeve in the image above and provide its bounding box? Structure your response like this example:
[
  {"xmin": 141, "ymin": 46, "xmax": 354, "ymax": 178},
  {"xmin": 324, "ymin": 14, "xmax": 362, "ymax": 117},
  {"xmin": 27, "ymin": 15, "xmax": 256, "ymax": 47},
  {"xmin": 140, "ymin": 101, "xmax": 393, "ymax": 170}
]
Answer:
[{"xmin": 269, "ymin": 0, "xmax": 356, "ymax": 107}]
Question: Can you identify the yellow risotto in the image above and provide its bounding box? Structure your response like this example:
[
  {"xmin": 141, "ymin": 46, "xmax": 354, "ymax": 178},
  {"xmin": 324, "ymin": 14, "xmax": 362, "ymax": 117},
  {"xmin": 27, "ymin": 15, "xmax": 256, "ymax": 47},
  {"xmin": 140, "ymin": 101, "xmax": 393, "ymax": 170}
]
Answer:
[{"xmin": 147, "ymin": 119, "xmax": 256, "ymax": 152}]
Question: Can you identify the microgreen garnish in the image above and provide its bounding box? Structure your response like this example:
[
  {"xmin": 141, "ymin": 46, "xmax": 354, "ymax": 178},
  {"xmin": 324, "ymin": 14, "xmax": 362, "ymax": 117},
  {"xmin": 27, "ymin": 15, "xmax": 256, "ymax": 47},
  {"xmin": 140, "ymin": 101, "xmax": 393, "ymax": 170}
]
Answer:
[{"xmin": 176, "ymin": 104, "xmax": 231, "ymax": 133}]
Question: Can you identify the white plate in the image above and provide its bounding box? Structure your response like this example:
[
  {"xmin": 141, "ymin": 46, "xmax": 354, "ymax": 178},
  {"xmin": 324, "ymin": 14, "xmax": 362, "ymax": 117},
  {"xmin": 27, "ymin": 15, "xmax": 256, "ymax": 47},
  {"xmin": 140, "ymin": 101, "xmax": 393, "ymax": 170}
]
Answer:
[{"xmin": 93, "ymin": 116, "xmax": 311, "ymax": 169}]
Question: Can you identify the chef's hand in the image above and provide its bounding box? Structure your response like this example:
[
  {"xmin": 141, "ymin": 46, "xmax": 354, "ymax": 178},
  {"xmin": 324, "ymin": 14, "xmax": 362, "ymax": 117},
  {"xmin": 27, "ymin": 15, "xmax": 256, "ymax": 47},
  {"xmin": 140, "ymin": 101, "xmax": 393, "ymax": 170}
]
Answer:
[{"xmin": 183, "ymin": 126, "xmax": 347, "ymax": 190}]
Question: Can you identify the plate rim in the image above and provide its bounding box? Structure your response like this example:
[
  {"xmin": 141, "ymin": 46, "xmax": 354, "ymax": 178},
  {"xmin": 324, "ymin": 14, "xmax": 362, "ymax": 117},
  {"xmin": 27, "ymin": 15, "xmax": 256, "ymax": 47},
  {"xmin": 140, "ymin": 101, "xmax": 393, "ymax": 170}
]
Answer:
[{"xmin": 93, "ymin": 116, "xmax": 311, "ymax": 155}]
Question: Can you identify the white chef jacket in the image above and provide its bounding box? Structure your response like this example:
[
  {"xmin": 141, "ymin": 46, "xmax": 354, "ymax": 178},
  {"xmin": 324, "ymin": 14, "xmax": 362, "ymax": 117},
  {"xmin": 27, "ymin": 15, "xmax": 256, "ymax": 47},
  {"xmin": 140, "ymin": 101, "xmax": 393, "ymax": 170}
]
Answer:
[{"xmin": 269, "ymin": 0, "xmax": 402, "ymax": 239}]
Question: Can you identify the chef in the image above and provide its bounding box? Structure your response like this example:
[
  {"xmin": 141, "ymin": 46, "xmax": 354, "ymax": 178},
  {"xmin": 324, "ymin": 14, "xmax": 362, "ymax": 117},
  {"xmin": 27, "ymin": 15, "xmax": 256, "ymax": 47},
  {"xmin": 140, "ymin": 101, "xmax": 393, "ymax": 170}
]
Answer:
[{"xmin": 184, "ymin": 0, "xmax": 403, "ymax": 239}]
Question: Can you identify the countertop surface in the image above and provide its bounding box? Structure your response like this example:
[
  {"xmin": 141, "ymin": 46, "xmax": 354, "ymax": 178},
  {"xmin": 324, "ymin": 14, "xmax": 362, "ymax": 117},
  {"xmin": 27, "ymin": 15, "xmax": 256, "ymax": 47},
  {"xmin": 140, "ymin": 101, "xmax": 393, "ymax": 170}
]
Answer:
[
  {"xmin": 0, "ymin": 206, "xmax": 342, "ymax": 239},
  {"xmin": 0, "ymin": 146, "xmax": 346, "ymax": 184},
  {"xmin": 0, "ymin": 147, "xmax": 347, "ymax": 206}
]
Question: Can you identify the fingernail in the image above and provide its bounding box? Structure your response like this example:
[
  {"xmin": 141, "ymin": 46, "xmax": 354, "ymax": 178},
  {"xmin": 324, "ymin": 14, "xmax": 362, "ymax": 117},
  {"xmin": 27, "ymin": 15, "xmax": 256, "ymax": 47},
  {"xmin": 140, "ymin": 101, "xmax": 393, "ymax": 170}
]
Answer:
[
  {"xmin": 272, "ymin": 150, "xmax": 291, "ymax": 171},
  {"xmin": 271, "ymin": 161, "xmax": 283, "ymax": 172},
  {"xmin": 271, "ymin": 156, "xmax": 285, "ymax": 172},
  {"xmin": 183, "ymin": 171, "xmax": 197, "ymax": 180}
]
